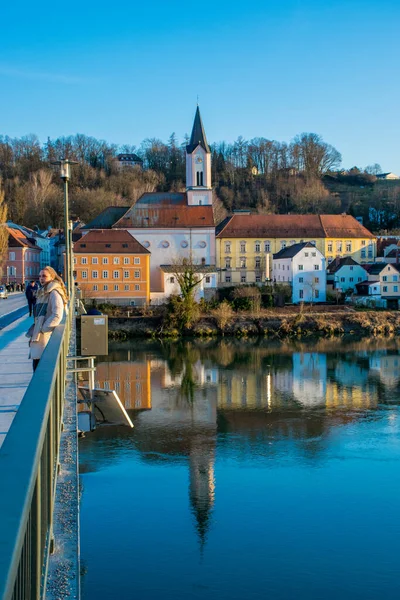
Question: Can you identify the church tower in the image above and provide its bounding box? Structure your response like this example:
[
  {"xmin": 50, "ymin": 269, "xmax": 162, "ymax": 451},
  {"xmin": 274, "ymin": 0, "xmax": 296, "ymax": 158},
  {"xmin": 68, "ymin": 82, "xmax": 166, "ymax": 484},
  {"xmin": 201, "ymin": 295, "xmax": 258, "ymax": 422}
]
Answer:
[{"xmin": 186, "ymin": 106, "xmax": 213, "ymax": 206}]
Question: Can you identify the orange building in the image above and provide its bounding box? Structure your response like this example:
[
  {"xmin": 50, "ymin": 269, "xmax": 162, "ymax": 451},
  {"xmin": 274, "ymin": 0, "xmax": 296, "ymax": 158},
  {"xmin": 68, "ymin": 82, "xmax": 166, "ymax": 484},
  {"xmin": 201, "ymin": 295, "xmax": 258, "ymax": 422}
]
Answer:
[
  {"xmin": 73, "ymin": 230, "xmax": 150, "ymax": 305},
  {"xmin": 94, "ymin": 360, "xmax": 151, "ymax": 410}
]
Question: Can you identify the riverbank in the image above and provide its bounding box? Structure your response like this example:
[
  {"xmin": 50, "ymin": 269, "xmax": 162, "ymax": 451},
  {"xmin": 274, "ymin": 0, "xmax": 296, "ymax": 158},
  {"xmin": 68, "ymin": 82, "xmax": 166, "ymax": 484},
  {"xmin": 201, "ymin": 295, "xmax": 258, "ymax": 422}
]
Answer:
[{"xmin": 100, "ymin": 308, "xmax": 400, "ymax": 339}]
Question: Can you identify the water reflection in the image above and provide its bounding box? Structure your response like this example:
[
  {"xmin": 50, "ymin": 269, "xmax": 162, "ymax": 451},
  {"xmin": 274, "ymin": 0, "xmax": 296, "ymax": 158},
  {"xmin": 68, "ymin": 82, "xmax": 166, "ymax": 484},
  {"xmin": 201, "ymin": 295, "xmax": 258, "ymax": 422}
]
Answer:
[{"xmin": 80, "ymin": 338, "xmax": 400, "ymax": 555}]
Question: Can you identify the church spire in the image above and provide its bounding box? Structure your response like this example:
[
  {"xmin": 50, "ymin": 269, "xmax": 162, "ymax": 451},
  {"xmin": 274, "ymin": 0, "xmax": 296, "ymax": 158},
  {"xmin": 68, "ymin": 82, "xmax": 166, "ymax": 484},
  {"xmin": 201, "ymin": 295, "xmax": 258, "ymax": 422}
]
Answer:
[{"xmin": 186, "ymin": 106, "xmax": 210, "ymax": 154}]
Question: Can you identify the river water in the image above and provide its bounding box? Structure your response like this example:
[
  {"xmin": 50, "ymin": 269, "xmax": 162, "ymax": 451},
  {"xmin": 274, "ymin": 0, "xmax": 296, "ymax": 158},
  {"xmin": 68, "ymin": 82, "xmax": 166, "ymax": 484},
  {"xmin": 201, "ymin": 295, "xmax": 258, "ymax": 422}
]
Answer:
[{"xmin": 79, "ymin": 338, "xmax": 400, "ymax": 600}]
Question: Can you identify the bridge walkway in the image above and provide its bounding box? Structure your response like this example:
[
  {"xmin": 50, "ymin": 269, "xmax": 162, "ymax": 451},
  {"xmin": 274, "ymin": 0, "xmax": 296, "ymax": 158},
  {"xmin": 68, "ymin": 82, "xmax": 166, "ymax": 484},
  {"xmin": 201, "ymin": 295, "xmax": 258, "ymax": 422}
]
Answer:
[{"xmin": 0, "ymin": 314, "xmax": 32, "ymax": 449}]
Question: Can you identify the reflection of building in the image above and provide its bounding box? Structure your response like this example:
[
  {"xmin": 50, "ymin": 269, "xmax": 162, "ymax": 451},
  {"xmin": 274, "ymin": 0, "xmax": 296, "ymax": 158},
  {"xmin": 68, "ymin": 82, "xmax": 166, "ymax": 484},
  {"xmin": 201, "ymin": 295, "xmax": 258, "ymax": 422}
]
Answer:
[
  {"xmin": 370, "ymin": 353, "xmax": 400, "ymax": 389},
  {"xmin": 292, "ymin": 353, "xmax": 327, "ymax": 406},
  {"xmin": 95, "ymin": 360, "xmax": 151, "ymax": 409}
]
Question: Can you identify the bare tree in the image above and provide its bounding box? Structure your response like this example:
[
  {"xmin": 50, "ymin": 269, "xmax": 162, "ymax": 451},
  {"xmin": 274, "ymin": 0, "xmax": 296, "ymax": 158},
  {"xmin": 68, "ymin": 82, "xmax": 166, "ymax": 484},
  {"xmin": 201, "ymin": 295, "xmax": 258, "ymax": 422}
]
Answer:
[
  {"xmin": 0, "ymin": 180, "xmax": 8, "ymax": 280},
  {"xmin": 290, "ymin": 133, "xmax": 341, "ymax": 178}
]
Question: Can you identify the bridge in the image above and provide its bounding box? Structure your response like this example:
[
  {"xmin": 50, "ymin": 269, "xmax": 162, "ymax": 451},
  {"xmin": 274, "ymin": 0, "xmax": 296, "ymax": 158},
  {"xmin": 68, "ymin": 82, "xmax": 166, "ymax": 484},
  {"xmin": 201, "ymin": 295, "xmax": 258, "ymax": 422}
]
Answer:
[{"xmin": 0, "ymin": 299, "xmax": 80, "ymax": 599}]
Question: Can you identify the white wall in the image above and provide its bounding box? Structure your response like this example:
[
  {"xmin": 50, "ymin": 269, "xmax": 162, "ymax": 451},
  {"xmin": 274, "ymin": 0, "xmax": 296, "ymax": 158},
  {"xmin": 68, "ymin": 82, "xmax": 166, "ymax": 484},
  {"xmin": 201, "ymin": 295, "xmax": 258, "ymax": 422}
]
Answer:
[
  {"xmin": 127, "ymin": 228, "xmax": 216, "ymax": 292},
  {"xmin": 273, "ymin": 246, "xmax": 326, "ymax": 303},
  {"xmin": 332, "ymin": 264, "xmax": 368, "ymax": 292}
]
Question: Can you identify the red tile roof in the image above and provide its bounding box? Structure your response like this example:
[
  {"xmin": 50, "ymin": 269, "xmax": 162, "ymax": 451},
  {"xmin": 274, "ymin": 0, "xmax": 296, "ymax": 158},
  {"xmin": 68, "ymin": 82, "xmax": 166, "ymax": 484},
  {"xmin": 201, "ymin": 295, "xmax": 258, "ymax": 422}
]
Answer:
[
  {"xmin": 217, "ymin": 214, "xmax": 375, "ymax": 239},
  {"xmin": 113, "ymin": 205, "xmax": 215, "ymax": 228},
  {"xmin": 7, "ymin": 228, "xmax": 39, "ymax": 249},
  {"xmin": 74, "ymin": 230, "xmax": 150, "ymax": 254}
]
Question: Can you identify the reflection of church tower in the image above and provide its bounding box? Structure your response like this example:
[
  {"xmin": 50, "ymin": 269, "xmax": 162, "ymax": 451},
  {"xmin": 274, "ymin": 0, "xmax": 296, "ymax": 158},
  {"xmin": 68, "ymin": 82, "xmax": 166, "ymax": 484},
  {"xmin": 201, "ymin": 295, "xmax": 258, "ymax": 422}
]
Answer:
[
  {"xmin": 186, "ymin": 106, "xmax": 213, "ymax": 207},
  {"xmin": 189, "ymin": 436, "xmax": 216, "ymax": 550}
]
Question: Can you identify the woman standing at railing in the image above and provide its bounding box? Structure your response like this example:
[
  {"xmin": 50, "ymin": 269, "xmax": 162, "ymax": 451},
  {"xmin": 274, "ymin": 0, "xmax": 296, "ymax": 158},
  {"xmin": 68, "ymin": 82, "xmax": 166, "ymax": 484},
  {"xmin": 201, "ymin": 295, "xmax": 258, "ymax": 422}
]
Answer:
[{"xmin": 28, "ymin": 266, "xmax": 68, "ymax": 372}]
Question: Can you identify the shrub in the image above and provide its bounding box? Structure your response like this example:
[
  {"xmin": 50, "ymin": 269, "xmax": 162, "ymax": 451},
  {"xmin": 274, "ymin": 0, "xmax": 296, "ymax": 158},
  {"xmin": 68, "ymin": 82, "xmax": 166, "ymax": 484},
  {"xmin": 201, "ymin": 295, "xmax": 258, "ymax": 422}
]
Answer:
[{"xmin": 212, "ymin": 301, "xmax": 234, "ymax": 330}]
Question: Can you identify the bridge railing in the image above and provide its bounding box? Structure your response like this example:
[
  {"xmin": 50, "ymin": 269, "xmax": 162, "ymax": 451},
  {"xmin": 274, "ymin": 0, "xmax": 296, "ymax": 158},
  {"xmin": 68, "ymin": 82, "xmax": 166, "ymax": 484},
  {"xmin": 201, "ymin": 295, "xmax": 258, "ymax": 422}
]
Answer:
[{"xmin": 0, "ymin": 300, "xmax": 74, "ymax": 600}]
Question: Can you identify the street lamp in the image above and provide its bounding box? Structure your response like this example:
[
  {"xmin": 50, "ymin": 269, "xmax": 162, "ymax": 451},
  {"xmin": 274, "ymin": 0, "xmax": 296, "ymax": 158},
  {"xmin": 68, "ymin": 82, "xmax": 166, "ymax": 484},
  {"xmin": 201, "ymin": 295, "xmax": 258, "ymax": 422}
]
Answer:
[{"xmin": 51, "ymin": 158, "xmax": 78, "ymax": 296}]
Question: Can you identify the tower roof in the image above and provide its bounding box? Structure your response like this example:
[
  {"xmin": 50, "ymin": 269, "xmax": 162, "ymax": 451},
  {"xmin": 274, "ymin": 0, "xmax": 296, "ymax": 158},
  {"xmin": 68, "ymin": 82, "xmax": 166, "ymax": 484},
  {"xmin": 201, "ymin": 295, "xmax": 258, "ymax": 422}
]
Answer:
[{"xmin": 186, "ymin": 106, "xmax": 210, "ymax": 154}]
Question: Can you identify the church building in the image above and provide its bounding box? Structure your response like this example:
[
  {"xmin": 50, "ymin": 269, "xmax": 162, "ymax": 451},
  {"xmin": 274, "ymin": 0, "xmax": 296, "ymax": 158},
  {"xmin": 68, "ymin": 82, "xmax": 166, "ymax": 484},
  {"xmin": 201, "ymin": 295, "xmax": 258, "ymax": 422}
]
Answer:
[{"xmin": 109, "ymin": 106, "xmax": 217, "ymax": 301}]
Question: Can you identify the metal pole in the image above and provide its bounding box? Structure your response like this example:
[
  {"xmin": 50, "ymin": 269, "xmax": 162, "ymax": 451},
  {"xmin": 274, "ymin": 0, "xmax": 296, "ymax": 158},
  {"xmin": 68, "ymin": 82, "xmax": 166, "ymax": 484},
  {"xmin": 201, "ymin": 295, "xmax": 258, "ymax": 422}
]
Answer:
[
  {"xmin": 68, "ymin": 222, "xmax": 74, "ymax": 299},
  {"xmin": 64, "ymin": 178, "xmax": 70, "ymax": 295}
]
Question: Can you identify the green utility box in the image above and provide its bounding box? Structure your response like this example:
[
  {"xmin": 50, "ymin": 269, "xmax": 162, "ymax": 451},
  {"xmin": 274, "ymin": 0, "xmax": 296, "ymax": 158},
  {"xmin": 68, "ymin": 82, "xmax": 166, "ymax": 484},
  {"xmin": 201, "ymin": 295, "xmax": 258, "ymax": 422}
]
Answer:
[{"xmin": 81, "ymin": 315, "xmax": 108, "ymax": 356}]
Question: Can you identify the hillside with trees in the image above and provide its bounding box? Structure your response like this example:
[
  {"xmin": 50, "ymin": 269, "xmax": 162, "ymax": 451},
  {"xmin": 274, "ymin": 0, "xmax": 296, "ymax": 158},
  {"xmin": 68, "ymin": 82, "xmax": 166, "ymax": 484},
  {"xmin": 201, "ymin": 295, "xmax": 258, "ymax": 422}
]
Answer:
[{"xmin": 0, "ymin": 131, "xmax": 398, "ymax": 232}]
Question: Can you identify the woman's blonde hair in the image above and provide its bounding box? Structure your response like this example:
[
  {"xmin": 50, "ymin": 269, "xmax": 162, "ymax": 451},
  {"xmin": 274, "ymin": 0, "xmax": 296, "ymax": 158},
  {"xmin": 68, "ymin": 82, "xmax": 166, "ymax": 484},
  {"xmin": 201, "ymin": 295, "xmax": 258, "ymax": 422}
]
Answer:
[{"xmin": 41, "ymin": 266, "xmax": 69, "ymax": 305}]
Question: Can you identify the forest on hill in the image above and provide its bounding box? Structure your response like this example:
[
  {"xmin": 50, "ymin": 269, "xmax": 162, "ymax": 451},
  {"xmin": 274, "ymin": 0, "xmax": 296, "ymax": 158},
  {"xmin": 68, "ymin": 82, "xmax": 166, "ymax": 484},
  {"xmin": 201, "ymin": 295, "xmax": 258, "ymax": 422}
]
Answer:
[{"xmin": 0, "ymin": 131, "xmax": 398, "ymax": 232}]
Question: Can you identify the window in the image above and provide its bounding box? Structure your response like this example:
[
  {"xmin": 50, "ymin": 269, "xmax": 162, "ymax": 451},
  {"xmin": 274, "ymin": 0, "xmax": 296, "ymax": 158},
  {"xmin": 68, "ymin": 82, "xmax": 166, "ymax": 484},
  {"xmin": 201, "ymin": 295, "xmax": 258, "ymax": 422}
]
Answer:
[
  {"xmin": 255, "ymin": 242, "xmax": 260, "ymax": 252},
  {"xmin": 394, "ymin": 286, "xmax": 398, "ymax": 292},
  {"xmin": 255, "ymin": 257, "xmax": 261, "ymax": 268},
  {"xmin": 113, "ymin": 257, "xmax": 120, "ymax": 264},
  {"xmin": 264, "ymin": 241, "xmax": 270, "ymax": 252},
  {"xmin": 225, "ymin": 258, "xmax": 231, "ymax": 268},
  {"xmin": 9, "ymin": 251, "xmax": 15, "ymax": 261},
  {"xmin": 81, "ymin": 257, "xmax": 88, "ymax": 265},
  {"xmin": 73, "ymin": 257, "xmax": 77, "ymax": 265},
  {"xmin": 113, "ymin": 271, "xmax": 119, "ymax": 279},
  {"xmin": 327, "ymin": 242, "xmax": 333, "ymax": 253},
  {"xmin": 383, "ymin": 276, "xmax": 388, "ymax": 282},
  {"xmin": 256, "ymin": 275, "xmax": 261, "ymax": 282},
  {"xmin": 206, "ymin": 276, "xmax": 211, "ymax": 283},
  {"xmin": 124, "ymin": 271, "xmax": 129, "ymax": 278},
  {"xmin": 225, "ymin": 242, "xmax": 231, "ymax": 253},
  {"xmin": 135, "ymin": 284, "xmax": 140, "ymax": 291},
  {"xmin": 299, "ymin": 265, "xmax": 304, "ymax": 271},
  {"xmin": 124, "ymin": 284, "xmax": 129, "ymax": 291},
  {"xmin": 315, "ymin": 289, "xmax": 319, "ymax": 299},
  {"xmin": 134, "ymin": 271, "xmax": 140, "ymax": 278},
  {"xmin": 240, "ymin": 257, "xmax": 246, "ymax": 268},
  {"xmin": 312, "ymin": 252, "xmax": 316, "ymax": 257},
  {"xmin": 161, "ymin": 240, "xmax": 169, "ymax": 248},
  {"xmin": 280, "ymin": 241, "xmax": 286, "ymax": 250},
  {"xmin": 346, "ymin": 241, "xmax": 352, "ymax": 252},
  {"xmin": 114, "ymin": 284, "xmax": 119, "ymax": 291},
  {"xmin": 299, "ymin": 277, "xmax": 304, "ymax": 283},
  {"xmin": 315, "ymin": 277, "xmax": 319, "ymax": 284},
  {"xmin": 93, "ymin": 285, "xmax": 98, "ymax": 291},
  {"xmin": 241, "ymin": 273, "xmax": 246, "ymax": 283},
  {"xmin": 92, "ymin": 271, "xmax": 98, "ymax": 279},
  {"xmin": 349, "ymin": 277, "xmax": 354, "ymax": 282},
  {"xmin": 314, "ymin": 265, "xmax": 320, "ymax": 271},
  {"xmin": 102, "ymin": 270, "xmax": 108, "ymax": 278},
  {"xmin": 122, "ymin": 244, "xmax": 128, "ymax": 248},
  {"xmin": 383, "ymin": 286, "xmax": 388, "ymax": 292},
  {"xmin": 92, "ymin": 257, "xmax": 98, "ymax": 264},
  {"xmin": 358, "ymin": 277, "xmax": 362, "ymax": 282},
  {"xmin": 82, "ymin": 271, "xmax": 88, "ymax": 279},
  {"xmin": 305, "ymin": 252, "xmax": 309, "ymax": 257},
  {"xmin": 105, "ymin": 244, "xmax": 111, "ymax": 248},
  {"xmin": 240, "ymin": 241, "xmax": 246, "ymax": 253},
  {"xmin": 361, "ymin": 248, "xmax": 366, "ymax": 258},
  {"xmin": 169, "ymin": 277, "xmax": 175, "ymax": 284},
  {"xmin": 299, "ymin": 289, "xmax": 304, "ymax": 299},
  {"xmin": 181, "ymin": 241, "xmax": 188, "ymax": 248},
  {"xmin": 225, "ymin": 274, "xmax": 231, "ymax": 283},
  {"xmin": 336, "ymin": 241, "xmax": 342, "ymax": 252},
  {"xmin": 124, "ymin": 257, "xmax": 129, "ymax": 265},
  {"xmin": 340, "ymin": 277, "xmax": 345, "ymax": 282},
  {"xmin": 362, "ymin": 240, "xmax": 366, "ymax": 246},
  {"xmin": 290, "ymin": 240, "xmax": 296, "ymax": 246},
  {"xmin": 102, "ymin": 257, "xmax": 108, "ymax": 264},
  {"xmin": 368, "ymin": 244, "xmax": 373, "ymax": 257},
  {"xmin": 394, "ymin": 276, "xmax": 398, "ymax": 282},
  {"xmin": 134, "ymin": 257, "xmax": 140, "ymax": 264}
]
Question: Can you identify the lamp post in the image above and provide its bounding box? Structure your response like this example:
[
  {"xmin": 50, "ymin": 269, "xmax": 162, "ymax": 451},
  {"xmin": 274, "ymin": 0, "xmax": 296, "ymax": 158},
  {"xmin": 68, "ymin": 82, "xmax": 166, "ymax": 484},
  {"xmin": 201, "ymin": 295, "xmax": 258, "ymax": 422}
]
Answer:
[{"xmin": 51, "ymin": 159, "xmax": 78, "ymax": 296}]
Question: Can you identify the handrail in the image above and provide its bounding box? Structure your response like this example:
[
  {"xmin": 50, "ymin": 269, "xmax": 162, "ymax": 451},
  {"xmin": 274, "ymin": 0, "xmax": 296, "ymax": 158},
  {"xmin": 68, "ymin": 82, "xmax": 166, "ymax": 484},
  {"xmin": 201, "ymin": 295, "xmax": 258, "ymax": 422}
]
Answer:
[{"xmin": 0, "ymin": 300, "xmax": 74, "ymax": 600}]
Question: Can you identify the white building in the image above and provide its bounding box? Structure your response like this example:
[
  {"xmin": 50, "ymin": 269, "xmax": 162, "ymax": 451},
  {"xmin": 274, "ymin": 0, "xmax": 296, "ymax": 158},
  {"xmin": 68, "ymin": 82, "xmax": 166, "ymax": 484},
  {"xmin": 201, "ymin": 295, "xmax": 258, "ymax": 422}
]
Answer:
[
  {"xmin": 327, "ymin": 257, "xmax": 368, "ymax": 293},
  {"xmin": 82, "ymin": 107, "xmax": 217, "ymax": 302},
  {"xmin": 273, "ymin": 242, "xmax": 326, "ymax": 303}
]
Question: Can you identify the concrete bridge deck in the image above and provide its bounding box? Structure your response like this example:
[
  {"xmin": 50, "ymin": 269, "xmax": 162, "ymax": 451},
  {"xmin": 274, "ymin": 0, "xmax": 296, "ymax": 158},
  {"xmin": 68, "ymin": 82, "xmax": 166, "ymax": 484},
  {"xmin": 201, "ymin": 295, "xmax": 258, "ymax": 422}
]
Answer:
[{"xmin": 0, "ymin": 313, "xmax": 32, "ymax": 448}]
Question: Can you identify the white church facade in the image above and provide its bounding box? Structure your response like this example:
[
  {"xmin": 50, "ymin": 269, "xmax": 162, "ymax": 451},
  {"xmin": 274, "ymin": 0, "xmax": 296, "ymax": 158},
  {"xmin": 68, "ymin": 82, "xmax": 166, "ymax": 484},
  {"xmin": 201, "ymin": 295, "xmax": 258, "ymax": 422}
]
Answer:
[{"xmin": 111, "ymin": 106, "xmax": 217, "ymax": 301}]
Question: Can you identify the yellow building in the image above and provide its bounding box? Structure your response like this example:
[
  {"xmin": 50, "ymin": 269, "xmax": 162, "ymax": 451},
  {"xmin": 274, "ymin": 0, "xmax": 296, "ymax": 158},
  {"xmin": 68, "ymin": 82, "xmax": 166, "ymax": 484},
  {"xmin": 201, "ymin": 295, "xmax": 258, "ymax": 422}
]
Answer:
[{"xmin": 216, "ymin": 214, "xmax": 376, "ymax": 285}]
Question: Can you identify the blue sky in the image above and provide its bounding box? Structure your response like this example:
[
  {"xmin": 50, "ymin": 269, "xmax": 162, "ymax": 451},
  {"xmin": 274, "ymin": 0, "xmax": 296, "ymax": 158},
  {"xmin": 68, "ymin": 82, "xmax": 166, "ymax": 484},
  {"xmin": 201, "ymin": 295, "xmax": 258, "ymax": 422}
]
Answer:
[{"xmin": 1, "ymin": 0, "xmax": 399, "ymax": 171}]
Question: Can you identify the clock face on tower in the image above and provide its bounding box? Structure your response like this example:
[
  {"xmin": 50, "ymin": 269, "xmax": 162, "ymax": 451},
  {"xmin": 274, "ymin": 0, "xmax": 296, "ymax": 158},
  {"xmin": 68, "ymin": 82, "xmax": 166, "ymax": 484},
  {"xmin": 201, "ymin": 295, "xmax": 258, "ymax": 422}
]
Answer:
[{"xmin": 195, "ymin": 155, "xmax": 203, "ymax": 164}]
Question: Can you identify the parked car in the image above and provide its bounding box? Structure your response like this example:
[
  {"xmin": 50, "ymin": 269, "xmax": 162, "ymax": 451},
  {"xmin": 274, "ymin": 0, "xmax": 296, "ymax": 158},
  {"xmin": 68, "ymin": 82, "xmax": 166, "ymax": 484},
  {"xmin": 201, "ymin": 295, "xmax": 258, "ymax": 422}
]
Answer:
[{"xmin": 0, "ymin": 285, "xmax": 8, "ymax": 299}]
